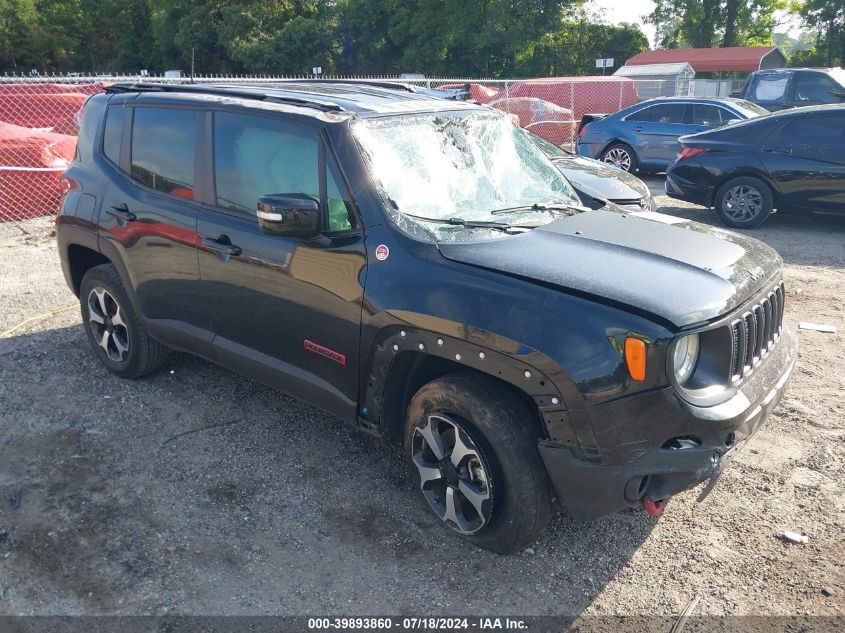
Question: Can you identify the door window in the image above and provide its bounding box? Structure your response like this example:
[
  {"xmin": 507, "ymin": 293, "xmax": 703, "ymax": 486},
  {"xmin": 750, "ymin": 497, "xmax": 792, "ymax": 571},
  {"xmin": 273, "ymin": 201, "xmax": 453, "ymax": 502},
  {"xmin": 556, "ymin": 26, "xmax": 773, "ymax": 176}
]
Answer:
[
  {"xmin": 130, "ymin": 108, "xmax": 199, "ymax": 199},
  {"xmin": 625, "ymin": 107, "xmax": 652, "ymax": 122},
  {"xmin": 780, "ymin": 115, "xmax": 845, "ymax": 162},
  {"xmin": 691, "ymin": 104, "xmax": 730, "ymax": 127},
  {"xmin": 794, "ymin": 74, "xmax": 843, "ymax": 104},
  {"xmin": 213, "ymin": 112, "xmax": 354, "ymax": 231},
  {"xmin": 635, "ymin": 103, "xmax": 687, "ymax": 124}
]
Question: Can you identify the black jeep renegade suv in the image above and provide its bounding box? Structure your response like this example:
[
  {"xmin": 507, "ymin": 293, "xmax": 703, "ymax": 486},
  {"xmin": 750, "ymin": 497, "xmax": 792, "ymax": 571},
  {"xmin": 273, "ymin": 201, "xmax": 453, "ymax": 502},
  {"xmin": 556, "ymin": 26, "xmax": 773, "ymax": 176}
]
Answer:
[{"xmin": 56, "ymin": 81, "xmax": 797, "ymax": 553}]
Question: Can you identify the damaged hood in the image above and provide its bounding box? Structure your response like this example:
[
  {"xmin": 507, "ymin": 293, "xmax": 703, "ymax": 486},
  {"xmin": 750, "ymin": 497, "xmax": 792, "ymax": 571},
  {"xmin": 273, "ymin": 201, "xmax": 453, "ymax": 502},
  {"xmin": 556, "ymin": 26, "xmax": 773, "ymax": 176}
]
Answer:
[
  {"xmin": 552, "ymin": 156, "xmax": 650, "ymax": 204},
  {"xmin": 437, "ymin": 209, "xmax": 782, "ymax": 327}
]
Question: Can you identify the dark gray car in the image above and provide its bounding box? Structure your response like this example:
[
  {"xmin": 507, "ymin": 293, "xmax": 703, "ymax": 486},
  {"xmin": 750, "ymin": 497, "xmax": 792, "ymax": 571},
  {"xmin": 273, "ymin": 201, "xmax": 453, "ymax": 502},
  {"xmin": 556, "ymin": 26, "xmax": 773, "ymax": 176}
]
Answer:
[{"xmin": 529, "ymin": 131, "xmax": 656, "ymax": 211}]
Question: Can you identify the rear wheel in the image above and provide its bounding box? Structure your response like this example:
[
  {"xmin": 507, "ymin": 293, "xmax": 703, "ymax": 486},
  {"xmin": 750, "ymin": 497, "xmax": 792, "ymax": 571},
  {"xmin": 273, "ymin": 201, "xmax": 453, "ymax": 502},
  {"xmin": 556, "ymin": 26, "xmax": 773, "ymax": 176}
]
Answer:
[
  {"xmin": 714, "ymin": 176, "xmax": 773, "ymax": 228},
  {"xmin": 601, "ymin": 142, "xmax": 638, "ymax": 173},
  {"xmin": 404, "ymin": 372, "xmax": 554, "ymax": 554},
  {"xmin": 80, "ymin": 264, "xmax": 169, "ymax": 379}
]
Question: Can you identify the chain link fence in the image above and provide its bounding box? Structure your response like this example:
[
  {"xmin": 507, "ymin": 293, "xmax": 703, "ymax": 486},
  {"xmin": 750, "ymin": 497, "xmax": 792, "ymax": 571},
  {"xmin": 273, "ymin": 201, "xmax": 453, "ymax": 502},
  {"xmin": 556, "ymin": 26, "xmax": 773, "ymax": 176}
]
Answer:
[{"xmin": 0, "ymin": 73, "xmax": 702, "ymax": 224}]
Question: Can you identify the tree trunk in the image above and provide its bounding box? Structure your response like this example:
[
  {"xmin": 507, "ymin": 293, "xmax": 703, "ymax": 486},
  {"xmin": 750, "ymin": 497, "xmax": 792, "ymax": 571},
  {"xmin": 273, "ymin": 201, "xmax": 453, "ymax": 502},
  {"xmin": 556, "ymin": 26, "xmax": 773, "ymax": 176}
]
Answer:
[{"xmin": 722, "ymin": 0, "xmax": 739, "ymax": 47}]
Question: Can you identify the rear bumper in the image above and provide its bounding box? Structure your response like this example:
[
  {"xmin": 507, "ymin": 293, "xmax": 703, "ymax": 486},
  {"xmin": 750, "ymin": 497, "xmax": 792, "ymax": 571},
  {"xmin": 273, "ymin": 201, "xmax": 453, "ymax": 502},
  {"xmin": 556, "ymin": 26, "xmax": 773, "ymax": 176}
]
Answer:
[
  {"xmin": 665, "ymin": 171, "xmax": 713, "ymax": 207},
  {"xmin": 575, "ymin": 142, "xmax": 602, "ymax": 160},
  {"xmin": 539, "ymin": 326, "xmax": 797, "ymax": 520}
]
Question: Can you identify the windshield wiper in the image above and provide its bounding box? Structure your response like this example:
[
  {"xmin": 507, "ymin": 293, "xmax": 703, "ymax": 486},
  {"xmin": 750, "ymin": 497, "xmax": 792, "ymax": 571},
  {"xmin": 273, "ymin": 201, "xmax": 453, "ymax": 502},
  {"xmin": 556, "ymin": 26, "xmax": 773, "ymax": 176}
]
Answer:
[
  {"xmin": 491, "ymin": 202, "xmax": 587, "ymax": 215},
  {"xmin": 404, "ymin": 212, "xmax": 516, "ymax": 232}
]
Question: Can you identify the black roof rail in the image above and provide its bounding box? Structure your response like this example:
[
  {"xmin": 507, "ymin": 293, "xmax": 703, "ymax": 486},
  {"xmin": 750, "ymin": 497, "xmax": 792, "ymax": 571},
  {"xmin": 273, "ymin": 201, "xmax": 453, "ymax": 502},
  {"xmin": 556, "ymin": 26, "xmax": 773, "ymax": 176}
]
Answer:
[
  {"xmin": 278, "ymin": 79, "xmax": 418, "ymax": 93},
  {"xmin": 104, "ymin": 82, "xmax": 346, "ymax": 112}
]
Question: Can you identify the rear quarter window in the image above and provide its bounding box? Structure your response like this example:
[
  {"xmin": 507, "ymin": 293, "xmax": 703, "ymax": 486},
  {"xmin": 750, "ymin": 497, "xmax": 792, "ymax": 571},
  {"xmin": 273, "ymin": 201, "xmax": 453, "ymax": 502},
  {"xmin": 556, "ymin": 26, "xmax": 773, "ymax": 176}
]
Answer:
[
  {"xmin": 753, "ymin": 75, "xmax": 789, "ymax": 101},
  {"xmin": 102, "ymin": 107, "xmax": 125, "ymax": 165}
]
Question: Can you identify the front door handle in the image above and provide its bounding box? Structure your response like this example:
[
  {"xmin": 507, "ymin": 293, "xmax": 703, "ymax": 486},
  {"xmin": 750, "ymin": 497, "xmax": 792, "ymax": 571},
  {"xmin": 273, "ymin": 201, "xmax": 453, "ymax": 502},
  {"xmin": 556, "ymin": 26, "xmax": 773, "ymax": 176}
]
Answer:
[
  {"xmin": 202, "ymin": 236, "xmax": 242, "ymax": 257},
  {"xmin": 106, "ymin": 204, "xmax": 136, "ymax": 223},
  {"xmin": 762, "ymin": 146, "xmax": 792, "ymax": 156},
  {"xmin": 634, "ymin": 126, "xmax": 643, "ymax": 132}
]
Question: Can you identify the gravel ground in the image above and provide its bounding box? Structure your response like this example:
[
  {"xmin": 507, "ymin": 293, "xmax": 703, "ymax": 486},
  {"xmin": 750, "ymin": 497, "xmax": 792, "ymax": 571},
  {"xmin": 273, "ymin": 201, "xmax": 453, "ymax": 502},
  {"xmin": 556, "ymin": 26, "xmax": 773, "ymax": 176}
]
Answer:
[{"xmin": 0, "ymin": 179, "xmax": 843, "ymax": 618}]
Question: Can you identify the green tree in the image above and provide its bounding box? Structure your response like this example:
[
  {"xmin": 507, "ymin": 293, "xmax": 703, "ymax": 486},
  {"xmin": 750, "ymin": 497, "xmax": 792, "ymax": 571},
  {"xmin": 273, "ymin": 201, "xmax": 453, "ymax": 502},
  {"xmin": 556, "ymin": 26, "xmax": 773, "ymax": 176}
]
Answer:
[
  {"xmin": 793, "ymin": 0, "xmax": 845, "ymax": 65},
  {"xmin": 647, "ymin": 0, "xmax": 786, "ymax": 49},
  {"xmin": 146, "ymin": 0, "xmax": 338, "ymax": 75},
  {"xmin": 339, "ymin": 0, "xmax": 585, "ymax": 77},
  {"xmin": 516, "ymin": 20, "xmax": 649, "ymax": 76},
  {"xmin": 0, "ymin": 0, "xmax": 38, "ymax": 70}
]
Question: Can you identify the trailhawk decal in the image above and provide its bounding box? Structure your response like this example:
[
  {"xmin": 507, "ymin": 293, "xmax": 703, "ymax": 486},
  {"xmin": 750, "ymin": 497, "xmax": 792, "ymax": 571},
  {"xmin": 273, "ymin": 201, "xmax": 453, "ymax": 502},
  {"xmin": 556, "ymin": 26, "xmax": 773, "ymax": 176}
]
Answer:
[{"xmin": 304, "ymin": 339, "xmax": 346, "ymax": 365}]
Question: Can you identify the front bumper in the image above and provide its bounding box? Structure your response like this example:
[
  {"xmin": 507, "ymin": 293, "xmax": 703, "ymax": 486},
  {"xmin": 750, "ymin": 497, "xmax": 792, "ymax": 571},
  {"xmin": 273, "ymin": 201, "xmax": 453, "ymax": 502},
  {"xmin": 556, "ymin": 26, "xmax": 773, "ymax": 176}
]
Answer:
[{"xmin": 539, "ymin": 326, "xmax": 797, "ymax": 520}]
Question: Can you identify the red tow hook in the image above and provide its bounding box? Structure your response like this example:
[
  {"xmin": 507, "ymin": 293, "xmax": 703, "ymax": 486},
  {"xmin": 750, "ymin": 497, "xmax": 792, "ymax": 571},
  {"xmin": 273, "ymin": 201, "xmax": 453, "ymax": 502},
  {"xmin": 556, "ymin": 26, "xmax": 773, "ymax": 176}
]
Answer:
[{"xmin": 643, "ymin": 496, "xmax": 666, "ymax": 518}]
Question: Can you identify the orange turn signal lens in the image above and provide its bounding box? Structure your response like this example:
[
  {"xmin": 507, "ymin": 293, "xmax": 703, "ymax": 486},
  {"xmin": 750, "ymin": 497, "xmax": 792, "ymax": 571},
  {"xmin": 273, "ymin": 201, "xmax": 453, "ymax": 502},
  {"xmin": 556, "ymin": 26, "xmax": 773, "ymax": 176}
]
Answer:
[{"xmin": 624, "ymin": 337, "xmax": 647, "ymax": 382}]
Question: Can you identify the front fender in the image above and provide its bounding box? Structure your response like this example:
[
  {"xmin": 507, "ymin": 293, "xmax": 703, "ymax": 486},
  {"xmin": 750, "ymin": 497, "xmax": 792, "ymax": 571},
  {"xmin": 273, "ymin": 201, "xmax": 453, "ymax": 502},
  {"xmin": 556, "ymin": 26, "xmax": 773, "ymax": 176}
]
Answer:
[{"xmin": 359, "ymin": 321, "xmax": 590, "ymax": 454}]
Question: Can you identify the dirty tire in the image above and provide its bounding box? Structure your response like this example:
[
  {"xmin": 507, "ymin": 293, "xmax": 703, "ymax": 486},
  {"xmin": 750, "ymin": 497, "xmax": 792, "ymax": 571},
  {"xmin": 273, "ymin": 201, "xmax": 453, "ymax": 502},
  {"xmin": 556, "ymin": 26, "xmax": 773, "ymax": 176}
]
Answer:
[
  {"xmin": 405, "ymin": 372, "xmax": 554, "ymax": 554},
  {"xmin": 601, "ymin": 142, "xmax": 638, "ymax": 173},
  {"xmin": 79, "ymin": 263, "xmax": 168, "ymax": 379},
  {"xmin": 714, "ymin": 176, "xmax": 773, "ymax": 228}
]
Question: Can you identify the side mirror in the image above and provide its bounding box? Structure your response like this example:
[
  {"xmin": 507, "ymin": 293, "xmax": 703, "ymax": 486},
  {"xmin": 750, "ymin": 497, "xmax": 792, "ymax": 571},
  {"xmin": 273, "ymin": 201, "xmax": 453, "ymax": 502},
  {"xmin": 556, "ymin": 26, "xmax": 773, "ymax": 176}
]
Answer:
[
  {"xmin": 257, "ymin": 194, "xmax": 320, "ymax": 237},
  {"xmin": 726, "ymin": 118, "xmax": 742, "ymax": 126}
]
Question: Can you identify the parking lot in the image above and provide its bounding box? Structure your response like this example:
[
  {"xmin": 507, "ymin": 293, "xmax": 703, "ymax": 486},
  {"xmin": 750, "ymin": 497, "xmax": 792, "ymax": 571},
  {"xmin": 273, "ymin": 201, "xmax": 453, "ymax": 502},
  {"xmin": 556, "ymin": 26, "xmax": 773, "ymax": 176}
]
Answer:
[{"xmin": 0, "ymin": 178, "xmax": 843, "ymax": 617}]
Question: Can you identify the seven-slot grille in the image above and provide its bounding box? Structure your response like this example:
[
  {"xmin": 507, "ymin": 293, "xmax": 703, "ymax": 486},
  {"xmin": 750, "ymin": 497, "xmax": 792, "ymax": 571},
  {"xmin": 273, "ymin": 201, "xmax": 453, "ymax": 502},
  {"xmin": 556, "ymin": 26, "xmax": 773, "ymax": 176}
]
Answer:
[{"xmin": 729, "ymin": 282, "xmax": 785, "ymax": 381}]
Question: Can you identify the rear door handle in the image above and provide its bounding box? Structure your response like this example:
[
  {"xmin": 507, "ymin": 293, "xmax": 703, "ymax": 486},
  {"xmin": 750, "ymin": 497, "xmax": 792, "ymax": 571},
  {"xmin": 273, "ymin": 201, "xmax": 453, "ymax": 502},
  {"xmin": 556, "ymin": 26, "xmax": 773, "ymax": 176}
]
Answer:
[
  {"xmin": 762, "ymin": 146, "xmax": 792, "ymax": 155},
  {"xmin": 202, "ymin": 236, "xmax": 242, "ymax": 257},
  {"xmin": 634, "ymin": 126, "xmax": 643, "ymax": 132},
  {"xmin": 106, "ymin": 204, "xmax": 136, "ymax": 223}
]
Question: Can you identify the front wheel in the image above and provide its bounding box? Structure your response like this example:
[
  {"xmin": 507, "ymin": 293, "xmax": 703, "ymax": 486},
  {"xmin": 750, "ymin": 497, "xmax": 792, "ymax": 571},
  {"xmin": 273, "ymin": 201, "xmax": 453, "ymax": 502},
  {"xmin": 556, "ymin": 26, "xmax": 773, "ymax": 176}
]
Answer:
[
  {"xmin": 404, "ymin": 373, "xmax": 554, "ymax": 554},
  {"xmin": 714, "ymin": 176, "xmax": 773, "ymax": 228}
]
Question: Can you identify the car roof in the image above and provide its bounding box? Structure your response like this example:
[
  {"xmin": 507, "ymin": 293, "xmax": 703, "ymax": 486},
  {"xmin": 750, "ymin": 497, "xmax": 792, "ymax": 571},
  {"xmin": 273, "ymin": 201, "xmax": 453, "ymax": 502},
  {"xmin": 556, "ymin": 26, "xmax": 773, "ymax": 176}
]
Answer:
[
  {"xmin": 106, "ymin": 81, "xmax": 474, "ymax": 117},
  {"xmin": 760, "ymin": 103, "xmax": 845, "ymax": 118},
  {"xmin": 754, "ymin": 67, "xmax": 841, "ymax": 74},
  {"xmin": 636, "ymin": 96, "xmax": 754, "ymax": 106}
]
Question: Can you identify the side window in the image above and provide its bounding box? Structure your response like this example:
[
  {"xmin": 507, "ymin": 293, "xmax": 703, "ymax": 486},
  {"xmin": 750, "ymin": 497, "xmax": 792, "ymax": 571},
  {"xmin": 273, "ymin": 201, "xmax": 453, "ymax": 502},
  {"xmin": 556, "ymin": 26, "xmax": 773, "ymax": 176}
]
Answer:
[
  {"xmin": 781, "ymin": 115, "xmax": 845, "ymax": 142},
  {"xmin": 626, "ymin": 107, "xmax": 652, "ymax": 122},
  {"xmin": 645, "ymin": 103, "xmax": 686, "ymax": 124},
  {"xmin": 102, "ymin": 107, "xmax": 124, "ymax": 165},
  {"xmin": 753, "ymin": 76, "xmax": 789, "ymax": 101},
  {"xmin": 131, "ymin": 108, "xmax": 199, "ymax": 199},
  {"xmin": 691, "ymin": 104, "xmax": 726, "ymax": 127},
  {"xmin": 213, "ymin": 112, "xmax": 355, "ymax": 231},
  {"xmin": 214, "ymin": 112, "xmax": 319, "ymax": 215},
  {"xmin": 794, "ymin": 75, "xmax": 841, "ymax": 104},
  {"xmin": 779, "ymin": 115, "xmax": 845, "ymax": 162}
]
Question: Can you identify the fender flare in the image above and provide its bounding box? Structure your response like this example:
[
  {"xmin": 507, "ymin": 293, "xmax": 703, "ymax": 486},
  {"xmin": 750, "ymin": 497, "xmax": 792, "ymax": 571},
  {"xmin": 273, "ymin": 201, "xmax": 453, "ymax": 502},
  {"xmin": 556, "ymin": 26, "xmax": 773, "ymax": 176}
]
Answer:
[
  {"xmin": 360, "ymin": 325, "xmax": 595, "ymax": 452},
  {"xmin": 96, "ymin": 234, "xmax": 143, "ymax": 316}
]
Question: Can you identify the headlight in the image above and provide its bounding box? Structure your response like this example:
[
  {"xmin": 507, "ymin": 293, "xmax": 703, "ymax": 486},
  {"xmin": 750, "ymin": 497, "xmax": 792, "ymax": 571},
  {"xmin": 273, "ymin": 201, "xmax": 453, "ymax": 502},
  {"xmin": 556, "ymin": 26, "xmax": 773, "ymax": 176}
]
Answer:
[
  {"xmin": 669, "ymin": 328, "xmax": 736, "ymax": 407},
  {"xmin": 672, "ymin": 333, "xmax": 699, "ymax": 384}
]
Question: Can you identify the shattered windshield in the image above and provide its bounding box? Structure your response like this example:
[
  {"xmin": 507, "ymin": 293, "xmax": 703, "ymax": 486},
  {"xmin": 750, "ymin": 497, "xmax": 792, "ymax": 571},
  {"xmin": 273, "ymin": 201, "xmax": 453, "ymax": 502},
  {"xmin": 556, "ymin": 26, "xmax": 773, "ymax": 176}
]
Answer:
[{"xmin": 352, "ymin": 110, "xmax": 582, "ymax": 241}]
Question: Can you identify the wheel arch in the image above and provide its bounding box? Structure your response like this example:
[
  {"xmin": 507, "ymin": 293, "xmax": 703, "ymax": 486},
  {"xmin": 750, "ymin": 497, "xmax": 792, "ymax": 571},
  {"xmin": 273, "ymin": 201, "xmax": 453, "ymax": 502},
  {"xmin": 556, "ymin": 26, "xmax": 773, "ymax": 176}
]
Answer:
[
  {"xmin": 599, "ymin": 137, "xmax": 632, "ymax": 157},
  {"xmin": 66, "ymin": 243, "xmax": 111, "ymax": 296},
  {"xmin": 709, "ymin": 169, "xmax": 780, "ymax": 208},
  {"xmin": 360, "ymin": 326, "xmax": 580, "ymax": 450}
]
